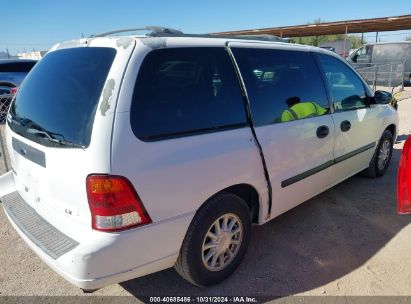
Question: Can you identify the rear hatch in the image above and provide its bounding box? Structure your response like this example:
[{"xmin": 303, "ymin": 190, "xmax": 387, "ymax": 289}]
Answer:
[{"xmin": 5, "ymin": 37, "xmax": 135, "ymax": 236}]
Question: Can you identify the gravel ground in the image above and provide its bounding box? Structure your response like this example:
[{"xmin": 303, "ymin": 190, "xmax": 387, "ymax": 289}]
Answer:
[
  {"xmin": 0, "ymin": 126, "xmax": 10, "ymax": 175},
  {"xmin": 1, "ymin": 92, "xmax": 411, "ymax": 302}
]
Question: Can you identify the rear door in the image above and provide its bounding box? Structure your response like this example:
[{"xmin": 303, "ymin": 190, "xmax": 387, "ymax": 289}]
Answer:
[
  {"xmin": 230, "ymin": 43, "xmax": 335, "ymax": 218},
  {"xmin": 316, "ymin": 53, "xmax": 381, "ymax": 186}
]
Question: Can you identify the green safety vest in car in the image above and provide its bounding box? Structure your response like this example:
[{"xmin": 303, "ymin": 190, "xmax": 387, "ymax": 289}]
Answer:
[{"xmin": 281, "ymin": 102, "xmax": 327, "ymax": 122}]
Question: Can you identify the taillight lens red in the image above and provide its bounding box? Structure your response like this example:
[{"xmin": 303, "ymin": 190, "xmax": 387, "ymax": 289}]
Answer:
[
  {"xmin": 86, "ymin": 175, "xmax": 151, "ymax": 231},
  {"xmin": 10, "ymin": 87, "xmax": 18, "ymax": 95},
  {"xmin": 398, "ymin": 137, "xmax": 411, "ymax": 214}
]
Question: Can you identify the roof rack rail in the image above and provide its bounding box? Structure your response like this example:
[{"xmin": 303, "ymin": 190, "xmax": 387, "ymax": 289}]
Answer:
[
  {"xmin": 232, "ymin": 34, "xmax": 287, "ymax": 42},
  {"xmin": 90, "ymin": 26, "xmax": 183, "ymax": 38},
  {"xmin": 173, "ymin": 33, "xmax": 288, "ymax": 43}
]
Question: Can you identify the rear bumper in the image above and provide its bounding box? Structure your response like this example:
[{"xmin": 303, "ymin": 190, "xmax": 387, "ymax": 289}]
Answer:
[{"xmin": 1, "ymin": 188, "xmax": 194, "ymax": 290}]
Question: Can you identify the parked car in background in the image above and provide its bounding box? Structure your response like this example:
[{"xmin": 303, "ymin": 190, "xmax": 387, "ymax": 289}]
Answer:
[
  {"xmin": 0, "ymin": 28, "xmax": 399, "ymax": 291},
  {"xmin": 398, "ymin": 136, "xmax": 411, "ymax": 214},
  {"xmin": 347, "ymin": 42, "xmax": 411, "ymax": 86},
  {"xmin": 0, "ymin": 59, "xmax": 37, "ymax": 123},
  {"xmin": 0, "ymin": 59, "xmax": 37, "ymax": 94},
  {"xmin": 0, "ymin": 85, "xmax": 16, "ymax": 96}
]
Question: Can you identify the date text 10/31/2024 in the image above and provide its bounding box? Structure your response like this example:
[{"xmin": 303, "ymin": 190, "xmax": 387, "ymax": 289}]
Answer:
[{"xmin": 149, "ymin": 296, "xmax": 258, "ymax": 303}]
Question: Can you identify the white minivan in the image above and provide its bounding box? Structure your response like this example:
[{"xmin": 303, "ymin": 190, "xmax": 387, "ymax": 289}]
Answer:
[{"xmin": 0, "ymin": 28, "xmax": 399, "ymax": 291}]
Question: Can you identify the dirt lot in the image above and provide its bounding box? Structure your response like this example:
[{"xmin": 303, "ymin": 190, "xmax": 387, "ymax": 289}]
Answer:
[{"xmin": 1, "ymin": 91, "xmax": 411, "ymax": 302}]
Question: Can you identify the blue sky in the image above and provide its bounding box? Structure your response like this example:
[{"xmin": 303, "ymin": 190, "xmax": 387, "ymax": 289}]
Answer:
[{"xmin": 1, "ymin": 0, "xmax": 410, "ymax": 55}]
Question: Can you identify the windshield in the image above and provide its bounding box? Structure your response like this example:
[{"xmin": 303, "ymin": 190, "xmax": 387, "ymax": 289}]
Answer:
[{"xmin": 8, "ymin": 47, "xmax": 116, "ymax": 148}]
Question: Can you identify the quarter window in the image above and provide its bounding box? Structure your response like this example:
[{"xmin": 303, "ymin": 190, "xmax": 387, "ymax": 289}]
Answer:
[
  {"xmin": 130, "ymin": 48, "xmax": 247, "ymax": 140},
  {"xmin": 318, "ymin": 54, "xmax": 368, "ymax": 111},
  {"xmin": 232, "ymin": 48, "xmax": 330, "ymax": 126}
]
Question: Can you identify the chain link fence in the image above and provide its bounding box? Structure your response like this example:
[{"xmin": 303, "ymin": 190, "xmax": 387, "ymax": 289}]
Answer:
[
  {"xmin": 355, "ymin": 61, "xmax": 408, "ymax": 92},
  {"xmin": 0, "ymin": 95, "xmax": 12, "ymax": 175}
]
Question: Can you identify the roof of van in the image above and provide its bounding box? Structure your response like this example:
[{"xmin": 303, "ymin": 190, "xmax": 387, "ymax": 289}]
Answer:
[
  {"xmin": 50, "ymin": 26, "xmax": 337, "ymax": 57},
  {"xmin": 364, "ymin": 41, "xmax": 411, "ymax": 46},
  {"xmin": 127, "ymin": 35, "xmax": 331, "ymax": 56},
  {"xmin": 85, "ymin": 26, "xmax": 321, "ymax": 51}
]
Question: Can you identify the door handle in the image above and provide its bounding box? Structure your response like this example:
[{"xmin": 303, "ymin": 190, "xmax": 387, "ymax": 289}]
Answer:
[
  {"xmin": 340, "ymin": 120, "xmax": 351, "ymax": 132},
  {"xmin": 316, "ymin": 125, "xmax": 329, "ymax": 139}
]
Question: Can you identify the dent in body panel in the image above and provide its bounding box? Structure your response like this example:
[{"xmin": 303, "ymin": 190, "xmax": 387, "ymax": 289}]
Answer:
[
  {"xmin": 141, "ymin": 37, "xmax": 167, "ymax": 49},
  {"xmin": 99, "ymin": 79, "xmax": 116, "ymax": 116}
]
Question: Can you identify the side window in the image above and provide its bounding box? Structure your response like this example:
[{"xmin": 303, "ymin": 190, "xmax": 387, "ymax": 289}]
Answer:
[
  {"xmin": 357, "ymin": 47, "xmax": 366, "ymax": 56},
  {"xmin": 130, "ymin": 48, "xmax": 247, "ymax": 140},
  {"xmin": 232, "ymin": 48, "xmax": 330, "ymax": 126},
  {"xmin": 352, "ymin": 45, "xmax": 373, "ymax": 63},
  {"xmin": 318, "ymin": 54, "xmax": 367, "ymax": 112}
]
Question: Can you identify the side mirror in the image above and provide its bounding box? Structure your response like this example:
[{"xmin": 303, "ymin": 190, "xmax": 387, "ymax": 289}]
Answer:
[{"xmin": 373, "ymin": 90, "xmax": 393, "ymax": 104}]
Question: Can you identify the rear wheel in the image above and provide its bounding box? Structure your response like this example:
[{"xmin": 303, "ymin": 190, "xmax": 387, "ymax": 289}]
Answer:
[
  {"xmin": 175, "ymin": 192, "xmax": 251, "ymax": 286},
  {"xmin": 362, "ymin": 130, "xmax": 394, "ymax": 178}
]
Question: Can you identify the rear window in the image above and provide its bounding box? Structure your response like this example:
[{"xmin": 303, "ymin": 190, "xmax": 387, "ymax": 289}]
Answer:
[
  {"xmin": 130, "ymin": 47, "xmax": 247, "ymax": 141},
  {"xmin": 8, "ymin": 47, "xmax": 116, "ymax": 148},
  {"xmin": 0, "ymin": 61, "xmax": 36, "ymax": 72}
]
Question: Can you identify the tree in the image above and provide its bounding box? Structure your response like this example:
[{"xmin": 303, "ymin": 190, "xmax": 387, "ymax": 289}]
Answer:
[{"xmin": 347, "ymin": 35, "xmax": 365, "ymax": 49}]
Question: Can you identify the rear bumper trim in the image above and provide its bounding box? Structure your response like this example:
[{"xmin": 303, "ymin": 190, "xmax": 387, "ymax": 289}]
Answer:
[{"xmin": 2, "ymin": 191, "xmax": 79, "ymax": 259}]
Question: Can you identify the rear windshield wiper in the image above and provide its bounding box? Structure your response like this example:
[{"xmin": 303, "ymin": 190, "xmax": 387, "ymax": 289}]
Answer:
[
  {"xmin": 26, "ymin": 128, "xmax": 86, "ymax": 150},
  {"xmin": 9, "ymin": 116, "xmax": 86, "ymax": 149}
]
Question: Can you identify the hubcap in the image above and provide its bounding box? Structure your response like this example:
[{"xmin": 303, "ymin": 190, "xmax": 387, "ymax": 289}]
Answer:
[
  {"xmin": 378, "ymin": 140, "xmax": 391, "ymax": 170},
  {"xmin": 202, "ymin": 213, "xmax": 243, "ymax": 272}
]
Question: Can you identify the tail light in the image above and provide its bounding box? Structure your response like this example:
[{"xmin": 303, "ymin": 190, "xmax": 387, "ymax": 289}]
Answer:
[
  {"xmin": 86, "ymin": 175, "xmax": 151, "ymax": 231},
  {"xmin": 398, "ymin": 137, "xmax": 411, "ymax": 214},
  {"xmin": 10, "ymin": 87, "xmax": 18, "ymax": 95}
]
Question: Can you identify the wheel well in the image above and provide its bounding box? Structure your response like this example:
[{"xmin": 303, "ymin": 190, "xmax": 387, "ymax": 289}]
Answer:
[
  {"xmin": 385, "ymin": 124, "xmax": 396, "ymax": 138},
  {"xmin": 219, "ymin": 184, "xmax": 260, "ymax": 224}
]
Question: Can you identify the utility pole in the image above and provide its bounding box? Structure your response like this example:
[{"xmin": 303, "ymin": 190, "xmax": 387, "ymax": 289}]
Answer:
[{"xmin": 343, "ymin": 25, "xmax": 348, "ymax": 57}]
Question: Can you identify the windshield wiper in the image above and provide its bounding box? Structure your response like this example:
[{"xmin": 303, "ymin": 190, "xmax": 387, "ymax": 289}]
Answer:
[
  {"xmin": 10, "ymin": 116, "xmax": 86, "ymax": 149},
  {"xmin": 26, "ymin": 128, "xmax": 86, "ymax": 150}
]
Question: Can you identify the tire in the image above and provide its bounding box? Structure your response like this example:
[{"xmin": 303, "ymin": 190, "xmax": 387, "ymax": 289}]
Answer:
[
  {"xmin": 362, "ymin": 130, "xmax": 394, "ymax": 178},
  {"xmin": 175, "ymin": 192, "xmax": 251, "ymax": 287}
]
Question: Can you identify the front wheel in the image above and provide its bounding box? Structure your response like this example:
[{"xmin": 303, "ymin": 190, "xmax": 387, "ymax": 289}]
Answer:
[{"xmin": 175, "ymin": 192, "xmax": 251, "ymax": 286}]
